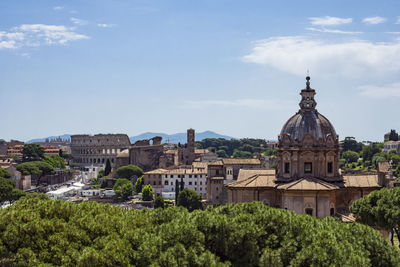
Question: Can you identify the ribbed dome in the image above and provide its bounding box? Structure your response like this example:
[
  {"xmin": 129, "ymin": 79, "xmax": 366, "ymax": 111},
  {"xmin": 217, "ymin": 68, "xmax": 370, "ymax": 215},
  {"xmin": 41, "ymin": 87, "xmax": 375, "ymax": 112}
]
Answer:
[{"xmin": 280, "ymin": 110, "xmax": 337, "ymax": 142}]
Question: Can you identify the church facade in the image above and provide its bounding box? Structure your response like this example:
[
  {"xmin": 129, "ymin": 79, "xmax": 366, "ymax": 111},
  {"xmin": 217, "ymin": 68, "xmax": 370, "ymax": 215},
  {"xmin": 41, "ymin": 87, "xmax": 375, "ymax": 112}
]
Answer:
[{"xmin": 226, "ymin": 77, "xmax": 392, "ymax": 218}]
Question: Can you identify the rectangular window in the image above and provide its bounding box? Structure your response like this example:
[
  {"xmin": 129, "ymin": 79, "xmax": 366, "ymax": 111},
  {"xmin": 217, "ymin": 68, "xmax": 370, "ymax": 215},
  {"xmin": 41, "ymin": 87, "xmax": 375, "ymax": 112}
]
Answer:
[
  {"xmin": 165, "ymin": 181, "xmax": 168, "ymax": 185},
  {"xmin": 189, "ymin": 175, "xmax": 192, "ymax": 178},
  {"xmin": 304, "ymin": 162, "xmax": 312, "ymax": 174},
  {"xmin": 189, "ymin": 182, "xmax": 192, "ymax": 185},
  {"xmin": 200, "ymin": 181, "xmax": 202, "ymax": 185},
  {"xmin": 195, "ymin": 175, "xmax": 197, "ymax": 178},
  {"xmin": 284, "ymin": 162, "xmax": 290, "ymax": 174},
  {"xmin": 327, "ymin": 162, "xmax": 333, "ymax": 174}
]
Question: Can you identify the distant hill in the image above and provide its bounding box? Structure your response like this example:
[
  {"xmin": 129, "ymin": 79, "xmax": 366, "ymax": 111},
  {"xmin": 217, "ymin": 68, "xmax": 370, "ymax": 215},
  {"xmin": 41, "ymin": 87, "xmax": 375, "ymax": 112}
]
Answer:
[
  {"xmin": 27, "ymin": 131, "xmax": 234, "ymax": 144},
  {"xmin": 27, "ymin": 134, "xmax": 71, "ymax": 143},
  {"xmin": 130, "ymin": 131, "xmax": 234, "ymax": 144}
]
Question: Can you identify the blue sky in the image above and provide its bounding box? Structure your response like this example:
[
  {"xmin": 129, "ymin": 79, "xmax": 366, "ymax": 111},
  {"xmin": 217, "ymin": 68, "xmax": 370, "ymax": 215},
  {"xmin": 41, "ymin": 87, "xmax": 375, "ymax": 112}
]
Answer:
[{"xmin": 1, "ymin": 0, "xmax": 400, "ymax": 142}]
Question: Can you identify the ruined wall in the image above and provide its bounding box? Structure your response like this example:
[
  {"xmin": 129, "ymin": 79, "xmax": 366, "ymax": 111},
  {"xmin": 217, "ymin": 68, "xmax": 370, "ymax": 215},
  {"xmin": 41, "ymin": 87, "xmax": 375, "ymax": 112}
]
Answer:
[{"xmin": 71, "ymin": 134, "xmax": 131, "ymax": 167}]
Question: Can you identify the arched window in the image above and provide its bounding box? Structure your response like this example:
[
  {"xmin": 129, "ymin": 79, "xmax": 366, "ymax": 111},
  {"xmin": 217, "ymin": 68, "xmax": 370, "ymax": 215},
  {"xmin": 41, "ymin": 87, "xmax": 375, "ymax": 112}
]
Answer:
[{"xmin": 305, "ymin": 208, "xmax": 313, "ymax": 216}]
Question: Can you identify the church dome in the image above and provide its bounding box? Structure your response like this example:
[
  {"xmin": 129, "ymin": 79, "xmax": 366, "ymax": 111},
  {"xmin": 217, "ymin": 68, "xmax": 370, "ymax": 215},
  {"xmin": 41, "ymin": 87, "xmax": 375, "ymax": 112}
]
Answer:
[
  {"xmin": 280, "ymin": 110, "xmax": 337, "ymax": 142},
  {"xmin": 279, "ymin": 76, "xmax": 337, "ymax": 144}
]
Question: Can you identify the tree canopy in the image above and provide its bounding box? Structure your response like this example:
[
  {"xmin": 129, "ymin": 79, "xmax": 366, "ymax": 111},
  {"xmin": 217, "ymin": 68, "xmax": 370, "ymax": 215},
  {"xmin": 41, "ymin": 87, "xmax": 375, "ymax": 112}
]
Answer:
[
  {"xmin": 141, "ymin": 184, "xmax": 154, "ymax": 201},
  {"xmin": 342, "ymin": 150, "xmax": 359, "ymax": 163},
  {"xmin": 16, "ymin": 161, "xmax": 55, "ymax": 177},
  {"xmin": 0, "ymin": 168, "xmax": 11, "ymax": 179},
  {"xmin": 0, "ymin": 196, "xmax": 398, "ymax": 266},
  {"xmin": 113, "ymin": 178, "xmax": 133, "ymax": 200},
  {"xmin": 44, "ymin": 154, "xmax": 66, "ymax": 169},
  {"xmin": 177, "ymin": 189, "xmax": 202, "ymax": 212},
  {"xmin": 134, "ymin": 176, "xmax": 144, "ymax": 194},
  {"xmin": 351, "ymin": 187, "xmax": 400, "ymax": 247},
  {"xmin": 0, "ymin": 169, "xmax": 26, "ymax": 204},
  {"xmin": 154, "ymin": 196, "xmax": 165, "ymax": 209},
  {"xmin": 196, "ymin": 138, "xmax": 273, "ymax": 158},
  {"xmin": 115, "ymin": 165, "xmax": 143, "ymax": 179},
  {"xmin": 21, "ymin": 144, "xmax": 45, "ymax": 162}
]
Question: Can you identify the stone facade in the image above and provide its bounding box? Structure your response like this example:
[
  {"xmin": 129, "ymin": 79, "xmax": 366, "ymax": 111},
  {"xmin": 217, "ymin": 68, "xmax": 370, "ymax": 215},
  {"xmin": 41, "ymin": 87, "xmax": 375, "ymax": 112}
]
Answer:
[{"xmin": 71, "ymin": 134, "xmax": 131, "ymax": 167}]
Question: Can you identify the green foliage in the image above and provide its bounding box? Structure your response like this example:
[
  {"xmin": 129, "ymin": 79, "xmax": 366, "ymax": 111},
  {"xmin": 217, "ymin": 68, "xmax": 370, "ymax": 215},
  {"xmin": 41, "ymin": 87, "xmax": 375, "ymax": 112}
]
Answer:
[
  {"xmin": 175, "ymin": 179, "xmax": 180, "ymax": 204},
  {"xmin": 115, "ymin": 165, "xmax": 143, "ymax": 179},
  {"xmin": 361, "ymin": 143, "xmax": 382, "ymax": 163},
  {"xmin": 0, "ymin": 198, "xmax": 399, "ymax": 266},
  {"xmin": 154, "ymin": 196, "xmax": 165, "ymax": 209},
  {"xmin": 113, "ymin": 179, "xmax": 133, "ymax": 200},
  {"xmin": 104, "ymin": 159, "xmax": 112, "ymax": 176},
  {"xmin": 0, "ymin": 168, "xmax": 11, "ymax": 179},
  {"xmin": 342, "ymin": 137, "xmax": 363, "ymax": 153},
  {"xmin": 134, "ymin": 176, "xmax": 144, "ymax": 193},
  {"xmin": 21, "ymin": 144, "xmax": 45, "ymax": 162},
  {"xmin": 351, "ymin": 187, "xmax": 400, "ymax": 247},
  {"xmin": 342, "ymin": 150, "xmax": 359, "ymax": 163},
  {"xmin": 97, "ymin": 169, "xmax": 105, "ymax": 179},
  {"xmin": 141, "ymin": 184, "xmax": 154, "ymax": 201},
  {"xmin": 216, "ymin": 150, "xmax": 228, "ymax": 158},
  {"xmin": 196, "ymin": 138, "xmax": 274, "ymax": 158},
  {"xmin": 44, "ymin": 154, "xmax": 66, "ymax": 169},
  {"xmin": 17, "ymin": 161, "xmax": 55, "ymax": 176},
  {"xmin": 177, "ymin": 189, "xmax": 202, "ymax": 212},
  {"xmin": 0, "ymin": 177, "xmax": 26, "ymax": 203}
]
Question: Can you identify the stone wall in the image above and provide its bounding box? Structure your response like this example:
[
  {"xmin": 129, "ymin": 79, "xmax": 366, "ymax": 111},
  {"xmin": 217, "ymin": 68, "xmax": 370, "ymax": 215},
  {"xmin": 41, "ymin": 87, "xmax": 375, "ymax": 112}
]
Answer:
[{"xmin": 71, "ymin": 134, "xmax": 131, "ymax": 167}]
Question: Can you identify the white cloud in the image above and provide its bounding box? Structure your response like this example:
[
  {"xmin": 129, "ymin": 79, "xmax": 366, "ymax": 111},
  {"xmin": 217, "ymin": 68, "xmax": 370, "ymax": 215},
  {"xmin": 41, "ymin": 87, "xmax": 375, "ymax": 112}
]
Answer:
[
  {"xmin": 309, "ymin": 16, "xmax": 352, "ymax": 26},
  {"xmin": 243, "ymin": 36, "xmax": 400, "ymax": 78},
  {"xmin": 70, "ymin": 17, "xmax": 88, "ymax": 26},
  {"xmin": 0, "ymin": 24, "xmax": 89, "ymax": 50},
  {"xmin": 360, "ymin": 82, "xmax": 400, "ymax": 98},
  {"xmin": 53, "ymin": 6, "xmax": 64, "ymax": 11},
  {"xmin": 396, "ymin": 17, "xmax": 400, "ymax": 24},
  {"xmin": 362, "ymin": 16, "xmax": 386, "ymax": 25},
  {"xmin": 184, "ymin": 99, "xmax": 294, "ymax": 110},
  {"xmin": 306, "ymin": 27, "xmax": 362, "ymax": 34},
  {"xmin": 97, "ymin": 23, "xmax": 115, "ymax": 28}
]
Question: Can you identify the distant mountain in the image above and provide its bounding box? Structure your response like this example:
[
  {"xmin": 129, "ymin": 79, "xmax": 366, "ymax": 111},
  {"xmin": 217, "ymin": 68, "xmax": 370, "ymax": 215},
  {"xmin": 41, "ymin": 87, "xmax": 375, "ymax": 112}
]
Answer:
[
  {"xmin": 27, "ymin": 131, "xmax": 234, "ymax": 144},
  {"xmin": 130, "ymin": 131, "xmax": 234, "ymax": 144},
  {"xmin": 27, "ymin": 134, "xmax": 71, "ymax": 143}
]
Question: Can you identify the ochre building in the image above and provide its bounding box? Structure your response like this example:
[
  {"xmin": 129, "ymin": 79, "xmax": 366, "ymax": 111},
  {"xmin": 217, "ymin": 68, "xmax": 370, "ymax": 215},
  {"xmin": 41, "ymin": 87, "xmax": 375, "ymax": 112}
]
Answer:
[{"xmin": 226, "ymin": 77, "xmax": 392, "ymax": 218}]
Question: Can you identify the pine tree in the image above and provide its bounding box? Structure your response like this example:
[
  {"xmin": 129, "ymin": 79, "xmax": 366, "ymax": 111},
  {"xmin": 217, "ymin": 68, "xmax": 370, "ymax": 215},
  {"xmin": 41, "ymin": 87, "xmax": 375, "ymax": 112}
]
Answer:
[{"xmin": 104, "ymin": 159, "xmax": 112, "ymax": 176}]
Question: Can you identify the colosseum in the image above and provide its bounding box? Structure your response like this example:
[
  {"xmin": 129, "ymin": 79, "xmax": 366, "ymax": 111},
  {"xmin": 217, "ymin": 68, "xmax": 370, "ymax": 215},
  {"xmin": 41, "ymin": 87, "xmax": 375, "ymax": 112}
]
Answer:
[{"xmin": 71, "ymin": 134, "xmax": 131, "ymax": 167}]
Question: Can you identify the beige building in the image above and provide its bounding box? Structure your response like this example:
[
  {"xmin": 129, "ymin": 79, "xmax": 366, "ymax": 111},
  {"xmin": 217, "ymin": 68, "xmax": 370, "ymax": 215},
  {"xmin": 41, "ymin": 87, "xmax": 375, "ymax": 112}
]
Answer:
[{"xmin": 226, "ymin": 76, "xmax": 392, "ymax": 218}]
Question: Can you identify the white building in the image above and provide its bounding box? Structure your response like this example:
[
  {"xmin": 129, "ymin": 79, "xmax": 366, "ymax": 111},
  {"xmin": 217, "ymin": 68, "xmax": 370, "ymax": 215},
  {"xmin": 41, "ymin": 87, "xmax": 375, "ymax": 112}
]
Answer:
[
  {"xmin": 384, "ymin": 141, "xmax": 400, "ymax": 154},
  {"xmin": 162, "ymin": 169, "xmax": 207, "ymax": 198}
]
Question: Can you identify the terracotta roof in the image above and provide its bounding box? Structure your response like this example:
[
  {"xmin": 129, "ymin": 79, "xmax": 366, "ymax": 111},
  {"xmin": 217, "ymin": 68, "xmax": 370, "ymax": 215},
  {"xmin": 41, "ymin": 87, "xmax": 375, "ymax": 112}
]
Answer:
[
  {"xmin": 192, "ymin": 162, "xmax": 208, "ymax": 169},
  {"xmin": 195, "ymin": 149, "xmax": 209, "ymax": 154},
  {"xmin": 222, "ymin": 158, "xmax": 261, "ymax": 165},
  {"xmin": 237, "ymin": 169, "xmax": 275, "ymax": 181},
  {"xmin": 227, "ymin": 173, "xmax": 276, "ymax": 188},
  {"xmin": 208, "ymin": 160, "xmax": 223, "ymax": 166},
  {"xmin": 144, "ymin": 168, "xmax": 168, "ymax": 175},
  {"xmin": 277, "ymin": 177, "xmax": 339, "ymax": 191},
  {"xmin": 343, "ymin": 174, "xmax": 380, "ymax": 188}
]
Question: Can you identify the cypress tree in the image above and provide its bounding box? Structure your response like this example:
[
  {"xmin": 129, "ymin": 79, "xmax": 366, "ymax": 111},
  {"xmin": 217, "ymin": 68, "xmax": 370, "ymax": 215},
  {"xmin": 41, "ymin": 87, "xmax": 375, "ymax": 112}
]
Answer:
[
  {"xmin": 175, "ymin": 179, "xmax": 179, "ymax": 205},
  {"xmin": 180, "ymin": 176, "xmax": 184, "ymax": 191},
  {"xmin": 104, "ymin": 159, "xmax": 112, "ymax": 176}
]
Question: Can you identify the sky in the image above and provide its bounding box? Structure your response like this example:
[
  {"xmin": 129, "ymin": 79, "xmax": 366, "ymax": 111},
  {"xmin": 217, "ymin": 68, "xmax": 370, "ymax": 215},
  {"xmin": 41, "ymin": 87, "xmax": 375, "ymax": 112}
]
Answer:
[{"xmin": 1, "ymin": 0, "xmax": 400, "ymax": 142}]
